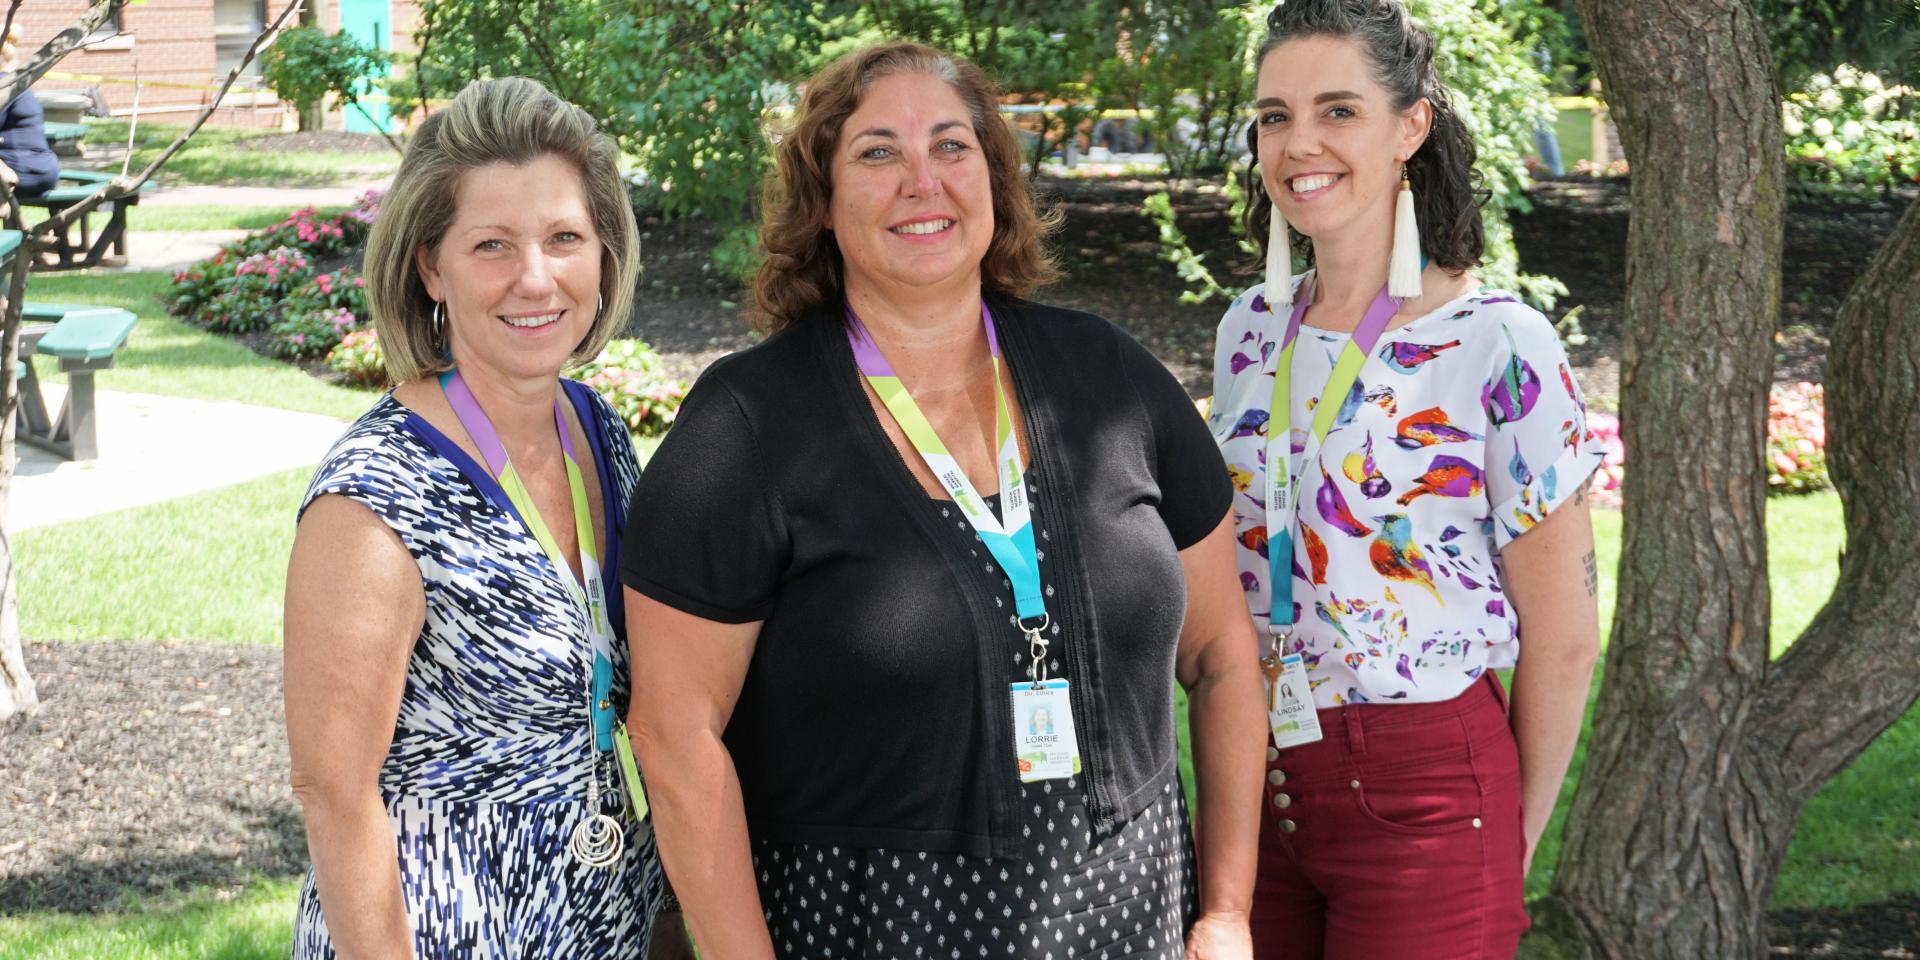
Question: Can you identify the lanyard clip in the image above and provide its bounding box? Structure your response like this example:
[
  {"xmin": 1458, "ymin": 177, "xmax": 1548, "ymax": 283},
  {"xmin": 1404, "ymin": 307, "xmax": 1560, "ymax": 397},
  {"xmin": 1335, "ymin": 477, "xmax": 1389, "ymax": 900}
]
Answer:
[{"xmin": 1020, "ymin": 613, "xmax": 1052, "ymax": 687}]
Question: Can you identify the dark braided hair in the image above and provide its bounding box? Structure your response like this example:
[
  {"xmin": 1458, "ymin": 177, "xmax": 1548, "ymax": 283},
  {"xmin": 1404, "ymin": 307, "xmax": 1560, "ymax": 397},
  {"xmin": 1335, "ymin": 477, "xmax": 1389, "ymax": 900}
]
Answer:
[{"xmin": 1241, "ymin": 0, "xmax": 1488, "ymax": 273}]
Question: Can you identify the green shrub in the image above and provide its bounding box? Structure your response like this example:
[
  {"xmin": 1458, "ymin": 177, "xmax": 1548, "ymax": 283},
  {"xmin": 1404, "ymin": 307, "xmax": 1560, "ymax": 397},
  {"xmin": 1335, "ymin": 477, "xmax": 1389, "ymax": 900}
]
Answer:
[
  {"xmin": 1783, "ymin": 64, "xmax": 1919, "ymax": 187},
  {"xmin": 261, "ymin": 25, "xmax": 391, "ymax": 122},
  {"xmin": 567, "ymin": 338, "xmax": 687, "ymax": 438}
]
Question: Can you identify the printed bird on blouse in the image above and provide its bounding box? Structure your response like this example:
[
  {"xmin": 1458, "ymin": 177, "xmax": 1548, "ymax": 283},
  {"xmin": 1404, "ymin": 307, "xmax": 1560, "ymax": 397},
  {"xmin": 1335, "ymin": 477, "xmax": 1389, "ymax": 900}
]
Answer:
[
  {"xmin": 1342, "ymin": 433, "xmax": 1392, "ymax": 499},
  {"xmin": 1317, "ymin": 462, "xmax": 1374, "ymax": 538},
  {"xmin": 1394, "ymin": 406, "xmax": 1482, "ymax": 449},
  {"xmin": 1381, "ymin": 339, "xmax": 1463, "ymax": 374},
  {"xmin": 1226, "ymin": 408, "xmax": 1270, "ymax": 441},
  {"xmin": 1397, "ymin": 454, "xmax": 1486, "ymax": 505},
  {"xmin": 1369, "ymin": 513, "xmax": 1442, "ymax": 603},
  {"xmin": 1301, "ymin": 522, "xmax": 1330, "ymax": 585},
  {"xmin": 1485, "ymin": 326, "xmax": 1543, "ymax": 426}
]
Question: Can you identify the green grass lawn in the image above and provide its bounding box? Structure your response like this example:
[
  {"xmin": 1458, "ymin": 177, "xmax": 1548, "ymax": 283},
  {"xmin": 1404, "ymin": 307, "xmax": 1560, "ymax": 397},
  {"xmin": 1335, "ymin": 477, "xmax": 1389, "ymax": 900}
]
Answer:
[
  {"xmin": 0, "ymin": 878, "xmax": 299, "ymax": 960},
  {"xmin": 124, "ymin": 205, "xmax": 350, "ymax": 234},
  {"xmin": 15, "ymin": 467, "xmax": 311, "ymax": 645},
  {"xmin": 25, "ymin": 271, "xmax": 377, "ymax": 421},
  {"xmin": 78, "ymin": 120, "xmax": 399, "ymax": 187},
  {"xmin": 1549, "ymin": 105, "xmax": 1597, "ymax": 169}
]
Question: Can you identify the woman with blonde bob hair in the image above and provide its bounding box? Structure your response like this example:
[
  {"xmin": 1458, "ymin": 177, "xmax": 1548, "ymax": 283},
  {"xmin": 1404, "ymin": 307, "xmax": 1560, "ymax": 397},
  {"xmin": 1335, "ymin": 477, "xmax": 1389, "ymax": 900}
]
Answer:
[
  {"xmin": 285, "ymin": 76, "xmax": 684, "ymax": 958},
  {"xmin": 620, "ymin": 41, "xmax": 1267, "ymax": 958}
]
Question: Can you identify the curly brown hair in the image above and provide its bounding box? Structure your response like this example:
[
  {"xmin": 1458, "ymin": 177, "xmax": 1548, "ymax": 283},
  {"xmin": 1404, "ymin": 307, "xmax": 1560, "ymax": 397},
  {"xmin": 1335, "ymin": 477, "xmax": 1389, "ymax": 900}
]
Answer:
[{"xmin": 750, "ymin": 42, "xmax": 1059, "ymax": 334}]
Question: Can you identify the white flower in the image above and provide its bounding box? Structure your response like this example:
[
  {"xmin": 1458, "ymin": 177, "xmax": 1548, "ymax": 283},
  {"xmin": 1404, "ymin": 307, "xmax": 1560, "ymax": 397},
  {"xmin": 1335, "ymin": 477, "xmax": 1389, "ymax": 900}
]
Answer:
[
  {"xmin": 1812, "ymin": 117, "xmax": 1834, "ymax": 137},
  {"xmin": 1816, "ymin": 88, "xmax": 1844, "ymax": 112},
  {"xmin": 1807, "ymin": 73, "xmax": 1833, "ymax": 91},
  {"xmin": 1841, "ymin": 120, "xmax": 1865, "ymax": 141},
  {"xmin": 1863, "ymin": 94, "xmax": 1887, "ymax": 118},
  {"xmin": 1823, "ymin": 139, "xmax": 1845, "ymax": 155},
  {"xmin": 1834, "ymin": 64, "xmax": 1860, "ymax": 87},
  {"xmin": 1861, "ymin": 72, "xmax": 1884, "ymax": 92},
  {"xmin": 1784, "ymin": 115, "xmax": 1806, "ymax": 137}
]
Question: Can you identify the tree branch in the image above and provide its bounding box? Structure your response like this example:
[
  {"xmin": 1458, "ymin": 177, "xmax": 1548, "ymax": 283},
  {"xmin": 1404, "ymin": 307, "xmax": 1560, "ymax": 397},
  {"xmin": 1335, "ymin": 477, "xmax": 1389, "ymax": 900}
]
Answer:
[
  {"xmin": 1754, "ymin": 196, "xmax": 1920, "ymax": 798},
  {"xmin": 25, "ymin": 0, "xmax": 306, "ymax": 243},
  {"xmin": 0, "ymin": 0, "xmax": 120, "ymax": 108}
]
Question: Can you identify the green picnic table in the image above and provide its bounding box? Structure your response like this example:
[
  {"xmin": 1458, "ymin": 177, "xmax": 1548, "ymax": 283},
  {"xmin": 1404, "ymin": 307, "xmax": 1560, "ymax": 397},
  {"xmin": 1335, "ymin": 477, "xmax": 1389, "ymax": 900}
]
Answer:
[
  {"xmin": 19, "ymin": 168, "xmax": 158, "ymax": 271},
  {"xmin": 3, "ymin": 229, "xmax": 140, "ymax": 460}
]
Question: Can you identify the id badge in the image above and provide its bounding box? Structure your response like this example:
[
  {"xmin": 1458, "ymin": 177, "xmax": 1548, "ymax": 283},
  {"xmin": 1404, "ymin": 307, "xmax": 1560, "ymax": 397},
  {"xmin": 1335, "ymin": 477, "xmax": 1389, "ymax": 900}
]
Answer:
[
  {"xmin": 1009, "ymin": 679, "xmax": 1082, "ymax": 782},
  {"xmin": 1266, "ymin": 653, "xmax": 1324, "ymax": 749}
]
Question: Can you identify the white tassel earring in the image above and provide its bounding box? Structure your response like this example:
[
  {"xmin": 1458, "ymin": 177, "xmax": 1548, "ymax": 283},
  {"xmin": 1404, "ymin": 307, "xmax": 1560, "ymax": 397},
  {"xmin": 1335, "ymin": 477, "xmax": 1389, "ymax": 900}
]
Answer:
[
  {"xmin": 1267, "ymin": 204, "xmax": 1293, "ymax": 309},
  {"xmin": 1388, "ymin": 163, "xmax": 1423, "ymax": 300}
]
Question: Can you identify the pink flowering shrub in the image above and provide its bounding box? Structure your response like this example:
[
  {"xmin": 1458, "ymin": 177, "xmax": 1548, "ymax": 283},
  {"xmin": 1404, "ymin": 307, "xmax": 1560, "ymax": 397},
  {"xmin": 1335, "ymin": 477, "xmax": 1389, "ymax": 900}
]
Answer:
[
  {"xmin": 272, "ymin": 306, "xmax": 362, "ymax": 360},
  {"xmin": 166, "ymin": 192, "xmax": 381, "ymax": 321},
  {"xmin": 1767, "ymin": 382, "xmax": 1828, "ymax": 493},
  {"xmin": 567, "ymin": 339, "xmax": 686, "ymax": 438},
  {"xmin": 1582, "ymin": 382, "xmax": 1830, "ymax": 505},
  {"xmin": 326, "ymin": 328, "xmax": 388, "ymax": 386}
]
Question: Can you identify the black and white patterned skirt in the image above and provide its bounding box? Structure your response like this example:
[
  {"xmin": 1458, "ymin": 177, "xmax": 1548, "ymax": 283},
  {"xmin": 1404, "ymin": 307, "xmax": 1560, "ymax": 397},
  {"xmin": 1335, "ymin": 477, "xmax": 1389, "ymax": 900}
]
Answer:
[{"xmin": 753, "ymin": 776, "xmax": 1197, "ymax": 959}]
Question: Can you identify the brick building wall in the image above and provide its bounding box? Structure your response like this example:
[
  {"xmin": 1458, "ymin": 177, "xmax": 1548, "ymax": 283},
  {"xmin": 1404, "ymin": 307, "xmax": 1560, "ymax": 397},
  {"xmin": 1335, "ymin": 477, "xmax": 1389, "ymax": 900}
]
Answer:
[{"xmin": 12, "ymin": 1, "xmax": 420, "ymax": 131}]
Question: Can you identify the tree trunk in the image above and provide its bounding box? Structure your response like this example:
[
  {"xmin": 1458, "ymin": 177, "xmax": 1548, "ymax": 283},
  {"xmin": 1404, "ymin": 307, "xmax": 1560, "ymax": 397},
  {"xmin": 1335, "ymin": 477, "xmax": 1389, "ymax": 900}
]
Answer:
[
  {"xmin": 0, "ymin": 198, "xmax": 35, "ymax": 724},
  {"xmin": 1524, "ymin": 3, "xmax": 1920, "ymax": 958}
]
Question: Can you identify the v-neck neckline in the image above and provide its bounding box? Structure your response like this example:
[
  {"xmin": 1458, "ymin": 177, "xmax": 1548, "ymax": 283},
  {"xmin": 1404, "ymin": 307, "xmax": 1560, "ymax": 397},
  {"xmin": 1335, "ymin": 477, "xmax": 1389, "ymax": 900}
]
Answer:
[{"xmin": 389, "ymin": 385, "xmax": 616, "ymax": 600}]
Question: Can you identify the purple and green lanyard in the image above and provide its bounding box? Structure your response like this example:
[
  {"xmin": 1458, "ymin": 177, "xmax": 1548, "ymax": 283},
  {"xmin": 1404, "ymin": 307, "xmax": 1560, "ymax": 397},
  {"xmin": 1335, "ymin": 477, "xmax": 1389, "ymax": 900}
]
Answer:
[
  {"xmin": 439, "ymin": 368, "xmax": 629, "ymax": 867},
  {"xmin": 1261, "ymin": 281, "xmax": 1400, "ymax": 699}
]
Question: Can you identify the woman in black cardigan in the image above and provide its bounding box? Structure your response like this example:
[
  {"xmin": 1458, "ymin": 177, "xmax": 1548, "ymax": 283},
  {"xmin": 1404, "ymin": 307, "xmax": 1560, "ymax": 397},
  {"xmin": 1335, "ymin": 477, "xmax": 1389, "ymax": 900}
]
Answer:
[{"xmin": 620, "ymin": 41, "xmax": 1267, "ymax": 960}]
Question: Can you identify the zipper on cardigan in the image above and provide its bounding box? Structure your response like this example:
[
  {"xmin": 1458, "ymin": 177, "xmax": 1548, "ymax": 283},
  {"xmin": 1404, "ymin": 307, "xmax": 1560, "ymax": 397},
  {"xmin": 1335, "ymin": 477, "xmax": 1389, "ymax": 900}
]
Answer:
[
  {"xmin": 997, "ymin": 300, "xmax": 1116, "ymax": 834},
  {"xmin": 822, "ymin": 316, "xmax": 1025, "ymax": 860}
]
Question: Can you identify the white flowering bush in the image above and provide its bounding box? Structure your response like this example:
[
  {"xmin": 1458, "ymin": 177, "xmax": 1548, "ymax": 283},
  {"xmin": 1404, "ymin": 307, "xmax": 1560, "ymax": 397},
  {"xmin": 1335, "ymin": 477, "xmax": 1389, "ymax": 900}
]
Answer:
[{"xmin": 1782, "ymin": 64, "xmax": 1918, "ymax": 187}]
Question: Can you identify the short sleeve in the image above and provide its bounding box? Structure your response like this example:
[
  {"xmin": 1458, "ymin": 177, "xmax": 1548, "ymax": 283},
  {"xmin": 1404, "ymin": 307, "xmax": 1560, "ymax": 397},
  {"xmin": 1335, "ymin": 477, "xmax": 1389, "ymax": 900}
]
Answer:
[
  {"xmin": 618, "ymin": 373, "xmax": 789, "ymax": 623},
  {"xmin": 1481, "ymin": 306, "xmax": 1605, "ymax": 549},
  {"xmin": 1120, "ymin": 326, "xmax": 1233, "ymax": 550}
]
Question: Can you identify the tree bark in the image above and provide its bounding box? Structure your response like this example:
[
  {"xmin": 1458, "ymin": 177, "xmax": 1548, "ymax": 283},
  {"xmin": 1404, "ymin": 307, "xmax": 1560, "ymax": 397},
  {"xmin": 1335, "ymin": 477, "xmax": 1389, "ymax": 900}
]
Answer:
[{"xmin": 1524, "ymin": 2, "xmax": 1920, "ymax": 958}]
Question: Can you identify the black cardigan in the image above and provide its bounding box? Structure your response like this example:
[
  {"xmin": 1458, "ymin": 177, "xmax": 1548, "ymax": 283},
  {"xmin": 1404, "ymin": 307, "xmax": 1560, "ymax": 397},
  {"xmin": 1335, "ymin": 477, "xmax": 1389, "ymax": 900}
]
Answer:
[{"xmin": 620, "ymin": 293, "xmax": 1232, "ymax": 859}]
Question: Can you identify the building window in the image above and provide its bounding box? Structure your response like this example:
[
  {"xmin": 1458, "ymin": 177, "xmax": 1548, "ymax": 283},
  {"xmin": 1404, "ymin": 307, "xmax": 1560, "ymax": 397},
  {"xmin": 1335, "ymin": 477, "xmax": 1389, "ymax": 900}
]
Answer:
[
  {"xmin": 213, "ymin": 0, "xmax": 270, "ymax": 78},
  {"xmin": 85, "ymin": 9, "xmax": 124, "ymax": 43}
]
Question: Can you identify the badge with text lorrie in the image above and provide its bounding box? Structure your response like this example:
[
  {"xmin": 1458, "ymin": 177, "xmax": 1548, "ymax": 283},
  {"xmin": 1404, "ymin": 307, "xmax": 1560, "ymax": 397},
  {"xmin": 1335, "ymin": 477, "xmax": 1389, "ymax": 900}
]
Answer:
[
  {"xmin": 1010, "ymin": 679, "xmax": 1082, "ymax": 782},
  {"xmin": 1266, "ymin": 653, "xmax": 1324, "ymax": 749}
]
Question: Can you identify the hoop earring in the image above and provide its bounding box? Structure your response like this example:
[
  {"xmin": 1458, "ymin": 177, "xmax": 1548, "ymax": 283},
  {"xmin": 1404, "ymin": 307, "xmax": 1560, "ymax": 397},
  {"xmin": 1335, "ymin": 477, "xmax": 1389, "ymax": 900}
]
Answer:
[
  {"xmin": 431, "ymin": 300, "xmax": 445, "ymax": 330},
  {"xmin": 1388, "ymin": 162, "xmax": 1423, "ymax": 300},
  {"xmin": 597, "ymin": 292, "xmax": 605, "ymax": 318}
]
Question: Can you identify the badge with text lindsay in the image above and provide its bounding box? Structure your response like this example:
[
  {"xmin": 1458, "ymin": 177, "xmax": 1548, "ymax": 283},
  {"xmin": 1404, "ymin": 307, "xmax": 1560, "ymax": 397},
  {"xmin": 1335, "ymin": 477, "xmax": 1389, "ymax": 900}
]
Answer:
[
  {"xmin": 1010, "ymin": 679, "xmax": 1082, "ymax": 782},
  {"xmin": 1266, "ymin": 653, "xmax": 1324, "ymax": 749}
]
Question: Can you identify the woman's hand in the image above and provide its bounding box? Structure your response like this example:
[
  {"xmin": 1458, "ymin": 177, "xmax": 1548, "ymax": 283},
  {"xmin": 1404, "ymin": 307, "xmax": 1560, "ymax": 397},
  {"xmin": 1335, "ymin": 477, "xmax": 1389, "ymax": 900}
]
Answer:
[{"xmin": 1185, "ymin": 909, "xmax": 1255, "ymax": 959}]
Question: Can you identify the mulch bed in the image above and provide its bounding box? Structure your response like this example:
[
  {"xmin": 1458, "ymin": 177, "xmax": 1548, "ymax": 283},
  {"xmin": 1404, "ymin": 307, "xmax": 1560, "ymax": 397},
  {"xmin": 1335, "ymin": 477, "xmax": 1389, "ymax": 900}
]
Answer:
[
  {"xmin": 3, "ymin": 638, "xmax": 1918, "ymax": 960},
  {"xmin": 0, "ymin": 641, "xmax": 303, "ymax": 915}
]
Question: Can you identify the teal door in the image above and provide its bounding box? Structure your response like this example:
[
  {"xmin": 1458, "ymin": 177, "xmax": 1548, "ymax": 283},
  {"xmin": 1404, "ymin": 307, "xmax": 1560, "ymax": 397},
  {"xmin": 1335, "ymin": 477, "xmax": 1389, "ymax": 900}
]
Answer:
[{"xmin": 339, "ymin": 0, "xmax": 393, "ymax": 133}]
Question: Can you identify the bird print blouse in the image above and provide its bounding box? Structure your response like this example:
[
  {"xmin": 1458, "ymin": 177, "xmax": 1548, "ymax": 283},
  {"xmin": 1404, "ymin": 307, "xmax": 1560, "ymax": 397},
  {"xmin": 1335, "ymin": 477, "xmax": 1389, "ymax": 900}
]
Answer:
[{"xmin": 1209, "ymin": 276, "xmax": 1603, "ymax": 707}]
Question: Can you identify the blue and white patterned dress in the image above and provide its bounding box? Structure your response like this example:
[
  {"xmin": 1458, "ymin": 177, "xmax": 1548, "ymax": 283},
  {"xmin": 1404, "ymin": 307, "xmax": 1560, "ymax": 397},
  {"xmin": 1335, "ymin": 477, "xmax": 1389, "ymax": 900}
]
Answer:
[{"xmin": 290, "ymin": 382, "xmax": 663, "ymax": 959}]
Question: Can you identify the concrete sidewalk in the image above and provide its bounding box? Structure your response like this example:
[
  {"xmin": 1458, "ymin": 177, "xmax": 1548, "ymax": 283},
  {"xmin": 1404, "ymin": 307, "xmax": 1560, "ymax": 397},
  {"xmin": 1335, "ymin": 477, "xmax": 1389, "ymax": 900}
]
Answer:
[
  {"xmin": 10, "ymin": 384, "xmax": 346, "ymax": 532},
  {"xmin": 141, "ymin": 182, "xmax": 388, "ymax": 208}
]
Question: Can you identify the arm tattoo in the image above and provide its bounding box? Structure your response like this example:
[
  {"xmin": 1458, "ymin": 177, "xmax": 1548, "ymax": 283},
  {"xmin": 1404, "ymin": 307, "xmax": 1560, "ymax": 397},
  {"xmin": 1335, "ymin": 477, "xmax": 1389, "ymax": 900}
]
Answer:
[{"xmin": 1582, "ymin": 550, "xmax": 1598, "ymax": 597}]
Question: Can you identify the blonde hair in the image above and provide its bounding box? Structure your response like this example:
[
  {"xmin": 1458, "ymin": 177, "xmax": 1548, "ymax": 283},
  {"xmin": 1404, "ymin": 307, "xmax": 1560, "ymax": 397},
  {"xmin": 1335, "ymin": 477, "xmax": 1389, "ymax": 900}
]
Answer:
[{"xmin": 364, "ymin": 76, "xmax": 639, "ymax": 384}]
